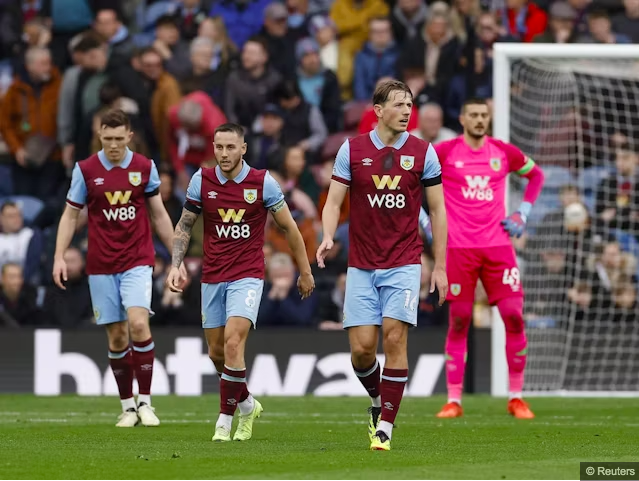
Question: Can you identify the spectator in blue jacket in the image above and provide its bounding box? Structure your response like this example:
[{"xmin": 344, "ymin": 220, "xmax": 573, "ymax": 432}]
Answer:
[
  {"xmin": 258, "ymin": 252, "xmax": 317, "ymax": 327},
  {"xmin": 208, "ymin": 0, "xmax": 273, "ymax": 50},
  {"xmin": 352, "ymin": 17, "xmax": 399, "ymax": 101}
]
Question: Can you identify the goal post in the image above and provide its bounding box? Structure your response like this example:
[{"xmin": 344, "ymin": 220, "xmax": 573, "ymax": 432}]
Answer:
[{"xmin": 491, "ymin": 43, "xmax": 639, "ymax": 397}]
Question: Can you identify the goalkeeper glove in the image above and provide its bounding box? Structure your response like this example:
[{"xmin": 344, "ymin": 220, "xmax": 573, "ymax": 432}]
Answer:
[{"xmin": 501, "ymin": 212, "xmax": 526, "ymax": 238}]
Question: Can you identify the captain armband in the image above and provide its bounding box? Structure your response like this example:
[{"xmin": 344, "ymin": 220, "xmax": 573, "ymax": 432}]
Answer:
[{"xmin": 269, "ymin": 199, "xmax": 286, "ymax": 213}]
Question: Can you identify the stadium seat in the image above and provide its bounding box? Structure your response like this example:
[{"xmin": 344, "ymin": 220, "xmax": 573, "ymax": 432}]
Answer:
[
  {"xmin": 321, "ymin": 131, "xmax": 356, "ymax": 162},
  {"xmin": 541, "ymin": 166, "xmax": 574, "ymax": 190},
  {"xmin": 343, "ymin": 101, "xmax": 369, "ymax": 131},
  {"xmin": 0, "ymin": 164, "xmax": 13, "ymax": 196}
]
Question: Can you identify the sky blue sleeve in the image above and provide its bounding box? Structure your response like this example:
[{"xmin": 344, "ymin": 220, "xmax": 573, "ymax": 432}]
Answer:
[
  {"xmin": 186, "ymin": 169, "xmax": 202, "ymax": 204},
  {"xmin": 422, "ymin": 143, "xmax": 442, "ymax": 181},
  {"xmin": 66, "ymin": 163, "xmax": 87, "ymax": 207},
  {"xmin": 145, "ymin": 161, "xmax": 161, "ymax": 193},
  {"xmin": 332, "ymin": 140, "xmax": 351, "ymax": 182},
  {"xmin": 263, "ymin": 171, "xmax": 285, "ymax": 209}
]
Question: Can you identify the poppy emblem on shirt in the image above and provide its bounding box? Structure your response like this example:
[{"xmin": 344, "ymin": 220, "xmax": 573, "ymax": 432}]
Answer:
[
  {"xmin": 490, "ymin": 158, "xmax": 501, "ymax": 172},
  {"xmin": 244, "ymin": 189, "xmax": 257, "ymax": 204},
  {"xmin": 129, "ymin": 172, "xmax": 142, "ymax": 186},
  {"xmin": 400, "ymin": 155, "xmax": 415, "ymax": 171},
  {"xmin": 451, "ymin": 284, "xmax": 461, "ymax": 296}
]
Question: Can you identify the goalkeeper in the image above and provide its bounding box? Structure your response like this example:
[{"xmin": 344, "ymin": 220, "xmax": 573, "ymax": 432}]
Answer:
[{"xmin": 433, "ymin": 98, "xmax": 545, "ymax": 419}]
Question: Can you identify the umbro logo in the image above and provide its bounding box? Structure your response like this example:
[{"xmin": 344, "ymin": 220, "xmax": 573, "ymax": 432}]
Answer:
[
  {"xmin": 362, "ymin": 158, "xmax": 373, "ymax": 166},
  {"xmin": 94, "ymin": 178, "xmax": 105, "ymax": 185},
  {"xmin": 208, "ymin": 191, "xmax": 217, "ymax": 199}
]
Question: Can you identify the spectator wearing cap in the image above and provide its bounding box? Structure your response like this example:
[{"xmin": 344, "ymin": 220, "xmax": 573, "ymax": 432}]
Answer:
[
  {"xmin": 533, "ymin": 2, "xmax": 578, "ymax": 43},
  {"xmin": 178, "ymin": 36, "xmax": 228, "ymax": 108},
  {"xmin": 391, "ymin": 0, "xmax": 429, "ymax": 46},
  {"xmin": 224, "ymin": 36, "xmax": 282, "ymax": 131},
  {"xmin": 353, "ymin": 17, "xmax": 399, "ymax": 101},
  {"xmin": 577, "ymin": 8, "xmax": 631, "ymax": 44},
  {"xmin": 499, "ymin": 0, "xmax": 547, "ymax": 43},
  {"xmin": 168, "ymin": 91, "xmax": 227, "ymax": 193},
  {"xmin": 612, "ymin": 0, "xmax": 639, "ymax": 43},
  {"xmin": 296, "ymin": 37, "xmax": 341, "ymax": 133},
  {"xmin": 329, "ymin": 0, "xmax": 389, "ymax": 100},
  {"xmin": 176, "ymin": 0, "xmax": 208, "ymax": 41},
  {"xmin": 247, "ymin": 103, "xmax": 287, "ymax": 170},
  {"xmin": 308, "ymin": 14, "xmax": 338, "ymax": 72},
  {"xmin": 0, "ymin": 46, "xmax": 63, "ymax": 200},
  {"xmin": 274, "ymin": 79, "xmax": 328, "ymax": 162},
  {"xmin": 208, "ymin": 0, "xmax": 273, "ymax": 50},
  {"xmin": 152, "ymin": 14, "xmax": 191, "ymax": 79},
  {"xmin": 93, "ymin": 8, "xmax": 133, "ymax": 65},
  {"xmin": 260, "ymin": 2, "xmax": 298, "ymax": 81}
]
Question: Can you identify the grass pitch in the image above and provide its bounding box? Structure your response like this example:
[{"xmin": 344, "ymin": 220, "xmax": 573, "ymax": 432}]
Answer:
[{"xmin": 0, "ymin": 395, "xmax": 637, "ymax": 479}]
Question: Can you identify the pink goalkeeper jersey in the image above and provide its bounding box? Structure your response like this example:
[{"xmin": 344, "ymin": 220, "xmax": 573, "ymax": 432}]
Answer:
[{"xmin": 435, "ymin": 136, "xmax": 533, "ymax": 248}]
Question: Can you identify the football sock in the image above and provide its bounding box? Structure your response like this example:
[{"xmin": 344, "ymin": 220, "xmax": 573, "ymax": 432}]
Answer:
[
  {"xmin": 353, "ymin": 359, "xmax": 381, "ymax": 405},
  {"xmin": 108, "ymin": 346, "xmax": 134, "ymax": 407},
  {"xmin": 379, "ymin": 368, "xmax": 408, "ymax": 438},
  {"xmin": 219, "ymin": 365, "xmax": 246, "ymax": 416},
  {"xmin": 497, "ymin": 297, "xmax": 527, "ymax": 395},
  {"xmin": 132, "ymin": 338, "xmax": 155, "ymax": 401},
  {"xmin": 445, "ymin": 301, "xmax": 473, "ymax": 403}
]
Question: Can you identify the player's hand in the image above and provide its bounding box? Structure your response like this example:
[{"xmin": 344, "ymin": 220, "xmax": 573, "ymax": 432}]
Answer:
[
  {"xmin": 52, "ymin": 258, "xmax": 68, "ymax": 290},
  {"xmin": 297, "ymin": 272, "xmax": 315, "ymax": 299},
  {"xmin": 316, "ymin": 238, "xmax": 334, "ymax": 268},
  {"xmin": 178, "ymin": 262, "xmax": 188, "ymax": 286},
  {"xmin": 430, "ymin": 265, "xmax": 448, "ymax": 306},
  {"xmin": 501, "ymin": 212, "xmax": 526, "ymax": 238},
  {"xmin": 166, "ymin": 266, "xmax": 185, "ymax": 293}
]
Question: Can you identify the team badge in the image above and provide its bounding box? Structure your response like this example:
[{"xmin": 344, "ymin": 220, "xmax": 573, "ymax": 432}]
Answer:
[
  {"xmin": 451, "ymin": 284, "xmax": 461, "ymax": 296},
  {"xmin": 244, "ymin": 189, "xmax": 257, "ymax": 204},
  {"xmin": 400, "ymin": 155, "xmax": 415, "ymax": 171},
  {"xmin": 490, "ymin": 158, "xmax": 501, "ymax": 172},
  {"xmin": 129, "ymin": 172, "xmax": 142, "ymax": 186}
]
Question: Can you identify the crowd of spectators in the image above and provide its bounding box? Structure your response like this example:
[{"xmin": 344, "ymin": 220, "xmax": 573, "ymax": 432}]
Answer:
[{"xmin": 0, "ymin": 0, "xmax": 637, "ymax": 329}]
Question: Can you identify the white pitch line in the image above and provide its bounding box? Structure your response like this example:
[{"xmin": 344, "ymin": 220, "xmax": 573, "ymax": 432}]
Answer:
[{"xmin": 1, "ymin": 417, "xmax": 637, "ymax": 428}]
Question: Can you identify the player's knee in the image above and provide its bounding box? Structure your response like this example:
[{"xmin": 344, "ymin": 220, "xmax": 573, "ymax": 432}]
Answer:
[
  {"xmin": 224, "ymin": 334, "xmax": 243, "ymax": 362},
  {"xmin": 350, "ymin": 339, "xmax": 376, "ymax": 366},
  {"xmin": 382, "ymin": 326, "xmax": 407, "ymax": 356},
  {"xmin": 107, "ymin": 324, "xmax": 129, "ymax": 351},
  {"xmin": 128, "ymin": 317, "xmax": 149, "ymax": 339},
  {"xmin": 497, "ymin": 298, "xmax": 524, "ymax": 333},
  {"xmin": 448, "ymin": 301, "xmax": 473, "ymax": 335},
  {"xmin": 208, "ymin": 344, "xmax": 224, "ymax": 365}
]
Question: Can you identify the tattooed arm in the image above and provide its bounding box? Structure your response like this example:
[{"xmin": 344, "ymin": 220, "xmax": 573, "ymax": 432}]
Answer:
[
  {"xmin": 172, "ymin": 208, "xmax": 199, "ymax": 267},
  {"xmin": 167, "ymin": 208, "xmax": 199, "ymax": 292}
]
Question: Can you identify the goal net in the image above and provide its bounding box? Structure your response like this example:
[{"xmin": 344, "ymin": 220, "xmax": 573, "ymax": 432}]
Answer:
[{"xmin": 493, "ymin": 44, "xmax": 639, "ymax": 395}]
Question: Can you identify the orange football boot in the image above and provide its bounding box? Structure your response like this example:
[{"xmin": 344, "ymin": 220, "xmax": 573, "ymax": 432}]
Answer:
[
  {"xmin": 436, "ymin": 402, "xmax": 463, "ymax": 418},
  {"xmin": 507, "ymin": 398, "xmax": 535, "ymax": 419}
]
